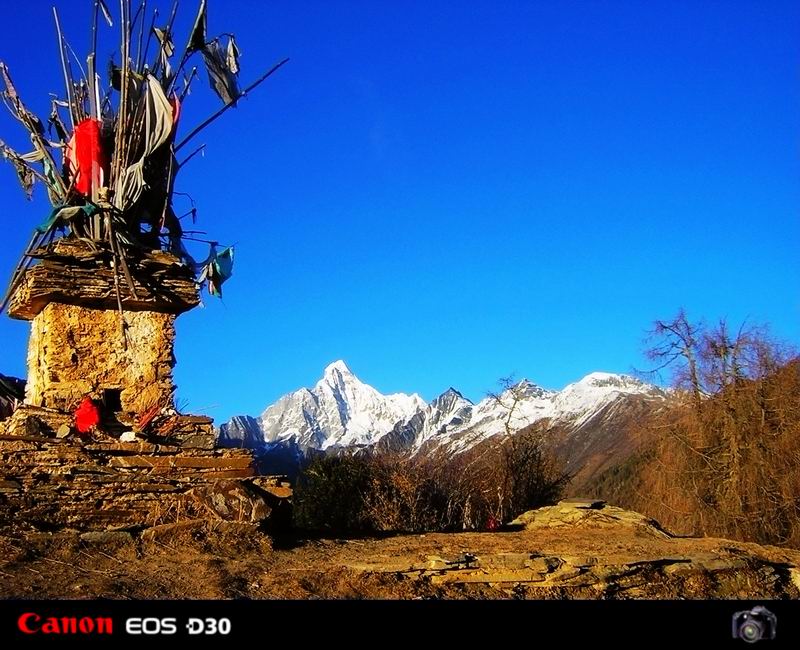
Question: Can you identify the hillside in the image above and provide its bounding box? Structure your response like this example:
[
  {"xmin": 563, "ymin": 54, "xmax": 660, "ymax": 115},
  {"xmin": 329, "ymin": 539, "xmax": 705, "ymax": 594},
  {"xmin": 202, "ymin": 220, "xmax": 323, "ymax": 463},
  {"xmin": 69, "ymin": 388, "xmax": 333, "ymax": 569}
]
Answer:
[{"xmin": 584, "ymin": 356, "xmax": 800, "ymax": 547}]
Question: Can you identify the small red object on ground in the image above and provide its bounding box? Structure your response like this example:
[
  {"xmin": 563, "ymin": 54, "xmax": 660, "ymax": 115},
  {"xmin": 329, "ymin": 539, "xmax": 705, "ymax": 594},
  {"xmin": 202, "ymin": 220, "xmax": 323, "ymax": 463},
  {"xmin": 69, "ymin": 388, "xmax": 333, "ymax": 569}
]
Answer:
[{"xmin": 74, "ymin": 397, "xmax": 101, "ymax": 434}]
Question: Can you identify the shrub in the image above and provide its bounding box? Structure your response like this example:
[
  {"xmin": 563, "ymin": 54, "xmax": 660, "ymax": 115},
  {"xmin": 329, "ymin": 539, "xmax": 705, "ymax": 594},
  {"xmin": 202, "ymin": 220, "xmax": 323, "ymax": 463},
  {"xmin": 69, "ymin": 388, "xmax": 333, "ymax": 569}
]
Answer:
[{"xmin": 293, "ymin": 430, "xmax": 568, "ymax": 534}]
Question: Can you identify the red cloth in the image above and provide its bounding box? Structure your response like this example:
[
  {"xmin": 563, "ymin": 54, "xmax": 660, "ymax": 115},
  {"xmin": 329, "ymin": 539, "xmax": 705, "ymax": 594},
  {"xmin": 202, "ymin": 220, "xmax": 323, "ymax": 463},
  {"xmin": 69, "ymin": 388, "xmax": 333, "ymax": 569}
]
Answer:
[
  {"xmin": 74, "ymin": 397, "xmax": 101, "ymax": 434},
  {"xmin": 67, "ymin": 119, "xmax": 108, "ymax": 197},
  {"xmin": 170, "ymin": 94, "xmax": 181, "ymax": 129}
]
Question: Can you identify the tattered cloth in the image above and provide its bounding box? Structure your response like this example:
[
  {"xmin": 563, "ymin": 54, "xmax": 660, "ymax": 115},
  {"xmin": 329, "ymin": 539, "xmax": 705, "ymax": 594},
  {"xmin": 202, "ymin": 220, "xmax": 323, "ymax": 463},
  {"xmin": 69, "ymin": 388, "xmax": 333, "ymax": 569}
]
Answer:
[
  {"xmin": 114, "ymin": 75, "xmax": 175, "ymax": 212},
  {"xmin": 197, "ymin": 244, "xmax": 234, "ymax": 297},
  {"xmin": 202, "ymin": 38, "xmax": 241, "ymax": 105},
  {"xmin": 35, "ymin": 203, "xmax": 98, "ymax": 234}
]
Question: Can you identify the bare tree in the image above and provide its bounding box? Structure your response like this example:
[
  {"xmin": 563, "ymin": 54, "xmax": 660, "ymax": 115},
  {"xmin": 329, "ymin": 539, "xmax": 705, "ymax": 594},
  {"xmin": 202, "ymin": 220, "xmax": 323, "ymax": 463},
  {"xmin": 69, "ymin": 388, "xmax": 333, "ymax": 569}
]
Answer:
[
  {"xmin": 642, "ymin": 308, "xmax": 705, "ymax": 412},
  {"xmin": 487, "ymin": 374, "xmax": 529, "ymax": 436},
  {"xmin": 633, "ymin": 310, "xmax": 800, "ymax": 545}
]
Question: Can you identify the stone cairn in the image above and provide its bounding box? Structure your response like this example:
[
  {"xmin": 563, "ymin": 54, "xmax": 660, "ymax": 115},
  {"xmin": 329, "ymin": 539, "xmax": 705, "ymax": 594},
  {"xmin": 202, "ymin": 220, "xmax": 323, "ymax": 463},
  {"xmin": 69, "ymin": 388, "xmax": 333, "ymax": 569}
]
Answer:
[{"xmin": 0, "ymin": 238, "xmax": 290, "ymax": 532}]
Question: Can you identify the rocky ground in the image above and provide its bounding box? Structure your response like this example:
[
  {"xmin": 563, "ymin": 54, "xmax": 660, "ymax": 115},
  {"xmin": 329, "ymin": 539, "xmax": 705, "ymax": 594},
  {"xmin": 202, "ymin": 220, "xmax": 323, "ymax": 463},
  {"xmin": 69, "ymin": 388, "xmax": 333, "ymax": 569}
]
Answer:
[{"xmin": 1, "ymin": 500, "xmax": 798, "ymax": 600}]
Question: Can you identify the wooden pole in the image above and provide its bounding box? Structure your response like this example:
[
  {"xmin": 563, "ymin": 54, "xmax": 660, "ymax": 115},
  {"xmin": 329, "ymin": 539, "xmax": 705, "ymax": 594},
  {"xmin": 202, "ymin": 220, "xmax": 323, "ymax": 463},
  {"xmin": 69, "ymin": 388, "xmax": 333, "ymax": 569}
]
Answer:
[
  {"xmin": 111, "ymin": 0, "xmax": 131, "ymax": 204},
  {"xmin": 53, "ymin": 8, "xmax": 77, "ymax": 129},
  {"xmin": 175, "ymin": 57, "xmax": 289, "ymax": 152},
  {"xmin": 135, "ymin": 0, "xmax": 147, "ymax": 71}
]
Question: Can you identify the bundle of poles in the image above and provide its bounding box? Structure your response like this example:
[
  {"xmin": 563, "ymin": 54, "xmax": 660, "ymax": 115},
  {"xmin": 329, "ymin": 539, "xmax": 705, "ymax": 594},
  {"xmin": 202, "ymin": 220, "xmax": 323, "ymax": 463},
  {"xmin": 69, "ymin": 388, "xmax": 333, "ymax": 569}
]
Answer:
[{"xmin": 0, "ymin": 0, "xmax": 288, "ymax": 313}]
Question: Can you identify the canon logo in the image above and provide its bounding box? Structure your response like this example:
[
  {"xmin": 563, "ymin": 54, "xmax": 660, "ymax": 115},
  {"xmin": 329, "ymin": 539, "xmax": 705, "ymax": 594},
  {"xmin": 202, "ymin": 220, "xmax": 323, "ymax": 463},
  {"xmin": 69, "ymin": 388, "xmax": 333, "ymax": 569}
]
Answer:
[{"xmin": 17, "ymin": 613, "xmax": 113, "ymax": 635}]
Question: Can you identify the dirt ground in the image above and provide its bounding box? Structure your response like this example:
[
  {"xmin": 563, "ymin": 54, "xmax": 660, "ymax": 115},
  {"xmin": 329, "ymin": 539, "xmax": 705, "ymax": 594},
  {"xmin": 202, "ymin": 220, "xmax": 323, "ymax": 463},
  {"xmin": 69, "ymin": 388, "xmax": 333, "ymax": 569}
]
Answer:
[{"xmin": 1, "ymin": 518, "xmax": 798, "ymax": 600}]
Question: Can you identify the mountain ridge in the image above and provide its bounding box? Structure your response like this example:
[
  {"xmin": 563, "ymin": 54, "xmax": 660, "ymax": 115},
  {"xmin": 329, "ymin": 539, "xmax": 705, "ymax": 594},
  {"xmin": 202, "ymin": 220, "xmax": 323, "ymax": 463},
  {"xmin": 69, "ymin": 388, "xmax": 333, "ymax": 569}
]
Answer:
[{"xmin": 218, "ymin": 361, "xmax": 666, "ymax": 478}]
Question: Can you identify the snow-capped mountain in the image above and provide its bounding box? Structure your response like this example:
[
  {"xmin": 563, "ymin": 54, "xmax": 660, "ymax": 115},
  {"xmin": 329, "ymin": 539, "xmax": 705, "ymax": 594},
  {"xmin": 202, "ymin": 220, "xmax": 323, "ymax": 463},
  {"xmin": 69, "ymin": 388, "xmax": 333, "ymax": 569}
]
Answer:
[
  {"xmin": 219, "ymin": 362, "xmax": 666, "ymax": 479},
  {"xmin": 220, "ymin": 361, "xmax": 425, "ymax": 452}
]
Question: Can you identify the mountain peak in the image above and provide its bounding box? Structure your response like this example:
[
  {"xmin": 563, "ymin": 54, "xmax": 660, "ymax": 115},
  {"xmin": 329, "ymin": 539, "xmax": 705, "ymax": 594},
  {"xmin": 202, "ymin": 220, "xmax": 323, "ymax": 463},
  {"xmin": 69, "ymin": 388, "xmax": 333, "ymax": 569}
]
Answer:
[
  {"xmin": 576, "ymin": 372, "xmax": 643, "ymax": 389},
  {"xmin": 566, "ymin": 372, "xmax": 663, "ymax": 400},
  {"xmin": 511, "ymin": 379, "xmax": 550, "ymax": 399},
  {"xmin": 431, "ymin": 387, "xmax": 473, "ymax": 409},
  {"xmin": 441, "ymin": 387, "xmax": 466, "ymax": 400},
  {"xmin": 323, "ymin": 360, "xmax": 353, "ymax": 377}
]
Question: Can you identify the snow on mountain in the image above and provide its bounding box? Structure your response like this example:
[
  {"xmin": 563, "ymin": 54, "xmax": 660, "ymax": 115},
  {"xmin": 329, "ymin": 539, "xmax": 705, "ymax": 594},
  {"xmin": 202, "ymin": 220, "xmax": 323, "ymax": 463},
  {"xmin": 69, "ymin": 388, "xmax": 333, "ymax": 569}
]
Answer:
[
  {"xmin": 219, "ymin": 415, "xmax": 262, "ymax": 449},
  {"xmin": 411, "ymin": 387, "xmax": 475, "ymax": 449},
  {"xmin": 551, "ymin": 372, "xmax": 660, "ymax": 426},
  {"xmin": 375, "ymin": 387, "xmax": 476, "ymax": 454},
  {"xmin": 428, "ymin": 371, "xmax": 664, "ymax": 454},
  {"xmin": 219, "ymin": 361, "xmax": 425, "ymax": 451},
  {"xmin": 219, "ymin": 362, "xmax": 666, "ymax": 461}
]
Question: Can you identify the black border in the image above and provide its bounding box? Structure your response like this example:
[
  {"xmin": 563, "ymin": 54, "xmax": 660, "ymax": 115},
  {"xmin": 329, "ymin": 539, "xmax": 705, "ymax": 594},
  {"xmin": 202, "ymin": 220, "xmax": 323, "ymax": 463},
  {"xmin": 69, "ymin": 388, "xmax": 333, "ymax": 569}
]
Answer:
[{"xmin": 1, "ymin": 599, "xmax": 799, "ymax": 645}]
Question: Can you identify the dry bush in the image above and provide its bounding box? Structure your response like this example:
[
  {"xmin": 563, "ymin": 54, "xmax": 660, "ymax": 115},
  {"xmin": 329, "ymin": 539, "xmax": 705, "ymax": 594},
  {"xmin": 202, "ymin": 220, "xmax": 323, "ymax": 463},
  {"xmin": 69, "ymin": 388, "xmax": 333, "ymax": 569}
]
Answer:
[
  {"xmin": 293, "ymin": 431, "xmax": 568, "ymax": 534},
  {"xmin": 423, "ymin": 429, "xmax": 569, "ymax": 530},
  {"xmin": 361, "ymin": 461, "xmax": 443, "ymax": 532},
  {"xmin": 293, "ymin": 454, "xmax": 377, "ymax": 533}
]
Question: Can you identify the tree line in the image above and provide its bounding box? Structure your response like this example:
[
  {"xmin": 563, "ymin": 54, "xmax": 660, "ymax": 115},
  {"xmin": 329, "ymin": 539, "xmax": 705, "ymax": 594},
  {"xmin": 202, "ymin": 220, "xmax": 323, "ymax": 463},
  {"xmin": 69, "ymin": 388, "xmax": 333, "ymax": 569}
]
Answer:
[{"xmin": 594, "ymin": 310, "xmax": 800, "ymax": 547}]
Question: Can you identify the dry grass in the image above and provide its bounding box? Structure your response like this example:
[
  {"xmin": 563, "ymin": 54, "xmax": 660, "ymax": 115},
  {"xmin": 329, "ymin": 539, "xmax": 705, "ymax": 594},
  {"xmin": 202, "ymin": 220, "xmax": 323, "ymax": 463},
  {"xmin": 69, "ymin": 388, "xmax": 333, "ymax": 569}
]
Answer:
[{"xmin": 2, "ymin": 517, "xmax": 799, "ymax": 600}]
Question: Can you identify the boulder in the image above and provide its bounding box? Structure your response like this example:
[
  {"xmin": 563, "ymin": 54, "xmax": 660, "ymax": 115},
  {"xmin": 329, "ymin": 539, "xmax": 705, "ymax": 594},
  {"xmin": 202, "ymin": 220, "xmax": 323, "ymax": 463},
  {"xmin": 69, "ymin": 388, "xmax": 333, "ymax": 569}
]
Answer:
[
  {"xmin": 510, "ymin": 499, "xmax": 672, "ymax": 539},
  {"xmin": 183, "ymin": 480, "xmax": 272, "ymax": 523}
]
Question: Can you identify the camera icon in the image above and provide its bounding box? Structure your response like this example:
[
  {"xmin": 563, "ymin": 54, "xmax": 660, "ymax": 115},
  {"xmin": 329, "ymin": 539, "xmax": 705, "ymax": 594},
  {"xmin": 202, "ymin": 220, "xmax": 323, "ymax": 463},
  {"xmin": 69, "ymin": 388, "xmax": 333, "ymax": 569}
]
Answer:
[{"xmin": 732, "ymin": 606, "xmax": 777, "ymax": 643}]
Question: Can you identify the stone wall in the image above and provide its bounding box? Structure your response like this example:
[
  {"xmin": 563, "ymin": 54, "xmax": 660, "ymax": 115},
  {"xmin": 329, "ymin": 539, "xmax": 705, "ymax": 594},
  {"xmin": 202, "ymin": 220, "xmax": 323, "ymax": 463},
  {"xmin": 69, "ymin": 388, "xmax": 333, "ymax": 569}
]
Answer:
[
  {"xmin": 0, "ymin": 406, "xmax": 292, "ymax": 531},
  {"xmin": 7, "ymin": 238, "xmax": 200, "ymax": 321},
  {"xmin": 26, "ymin": 302, "xmax": 176, "ymax": 413}
]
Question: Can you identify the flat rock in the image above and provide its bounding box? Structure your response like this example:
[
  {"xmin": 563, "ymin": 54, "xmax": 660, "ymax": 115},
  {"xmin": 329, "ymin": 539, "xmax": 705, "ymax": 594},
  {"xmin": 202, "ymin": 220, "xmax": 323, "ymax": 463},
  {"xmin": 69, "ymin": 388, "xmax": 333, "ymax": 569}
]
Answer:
[
  {"xmin": 79, "ymin": 531, "xmax": 134, "ymax": 545},
  {"xmin": 510, "ymin": 501, "xmax": 672, "ymax": 539}
]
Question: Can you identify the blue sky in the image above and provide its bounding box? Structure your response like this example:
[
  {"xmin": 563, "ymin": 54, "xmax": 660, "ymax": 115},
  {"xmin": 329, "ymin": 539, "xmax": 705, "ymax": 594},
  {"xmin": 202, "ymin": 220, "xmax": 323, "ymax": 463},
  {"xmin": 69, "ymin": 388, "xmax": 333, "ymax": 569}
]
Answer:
[{"xmin": 1, "ymin": 1, "xmax": 798, "ymax": 422}]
